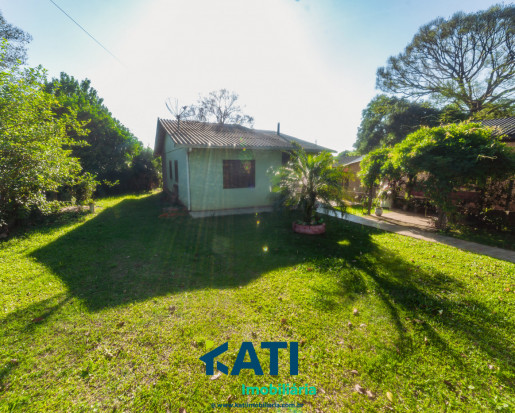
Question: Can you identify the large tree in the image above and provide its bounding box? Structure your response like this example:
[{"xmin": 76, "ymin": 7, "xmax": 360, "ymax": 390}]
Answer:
[
  {"xmin": 45, "ymin": 73, "xmax": 142, "ymax": 183},
  {"xmin": 191, "ymin": 89, "xmax": 254, "ymax": 127},
  {"xmin": 0, "ymin": 52, "xmax": 84, "ymax": 226},
  {"xmin": 354, "ymin": 95, "xmax": 441, "ymax": 153},
  {"xmin": 376, "ymin": 4, "xmax": 515, "ymax": 115},
  {"xmin": 0, "ymin": 10, "xmax": 32, "ymax": 67}
]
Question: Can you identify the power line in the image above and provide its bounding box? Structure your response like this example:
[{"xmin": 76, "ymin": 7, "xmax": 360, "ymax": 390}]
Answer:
[{"xmin": 48, "ymin": 0, "xmax": 124, "ymax": 65}]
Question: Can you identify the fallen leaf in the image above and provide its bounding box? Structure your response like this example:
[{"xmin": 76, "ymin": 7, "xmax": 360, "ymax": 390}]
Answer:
[
  {"xmin": 354, "ymin": 384, "xmax": 366, "ymax": 394},
  {"xmin": 210, "ymin": 371, "xmax": 222, "ymax": 380},
  {"xmin": 32, "ymin": 317, "xmax": 44, "ymax": 323},
  {"xmin": 281, "ymin": 318, "xmax": 287, "ymax": 325},
  {"xmin": 350, "ymin": 369, "xmax": 359, "ymax": 375},
  {"xmin": 366, "ymin": 390, "xmax": 376, "ymax": 400},
  {"xmin": 386, "ymin": 391, "xmax": 394, "ymax": 402},
  {"xmin": 443, "ymin": 380, "xmax": 454, "ymax": 390},
  {"xmin": 103, "ymin": 348, "xmax": 114, "ymax": 360}
]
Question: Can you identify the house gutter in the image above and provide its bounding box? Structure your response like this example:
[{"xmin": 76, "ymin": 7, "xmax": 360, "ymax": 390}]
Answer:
[{"xmin": 186, "ymin": 149, "xmax": 192, "ymax": 211}]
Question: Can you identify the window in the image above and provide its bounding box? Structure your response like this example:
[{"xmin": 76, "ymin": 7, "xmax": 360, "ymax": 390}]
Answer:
[
  {"xmin": 174, "ymin": 160, "xmax": 178, "ymax": 183},
  {"xmin": 223, "ymin": 160, "xmax": 255, "ymax": 189},
  {"xmin": 169, "ymin": 160, "xmax": 173, "ymax": 180}
]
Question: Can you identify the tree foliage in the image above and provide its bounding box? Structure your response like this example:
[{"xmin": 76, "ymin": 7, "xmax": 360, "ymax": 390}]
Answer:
[
  {"xmin": 0, "ymin": 11, "xmax": 32, "ymax": 67},
  {"xmin": 354, "ymin": 95, "xmax": 442, "ymax": 153},
  {"xmin": 364, "ymin": 122, "xmax": 515, "ymax": 228},
  {"xmin": 0, "ymin": 55, "xmax": 85, "ymax": 226},
  {"xmin": 44, "ymin": 73, "xmax": 162, "ymax": 193},
  {"xmin": 191, "ymin": 89, "xmax": 254, "ymax": 126},
  {"xmin": 271, "ymin": 145, "xmax": 349, "ymax": 223},
  {"xmin": 377, "ymin": 4, "xmax": 515, "ymax": 115},
  {"xmin": 358, "ymin": 147, "xmax": 393, "ymax": 214},
  {"xmin": 45, "ymin": 73, "xmax": 142, "ymax": 183}
]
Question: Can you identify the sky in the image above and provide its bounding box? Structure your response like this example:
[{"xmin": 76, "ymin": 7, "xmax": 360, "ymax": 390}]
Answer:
[{"xmin": 1, "ymin": 0, "xmax": 505, "ymax": 153}]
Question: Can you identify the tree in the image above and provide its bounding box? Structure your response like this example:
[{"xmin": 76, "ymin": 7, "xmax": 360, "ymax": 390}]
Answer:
[
  {"xmin": 358, "ymin": 147, "xmax": 393, "ymax": 214},
  {"xmin": 376, "ymin": 4, "xmax": 515, "ymax": 116},
  {"xmin": 271, "ymin": 144, "xmax": 349, "ymax": 224},
  {"xmin": 192, "ymin": 89, "xmax": 254, "ymax": 127},
  {"xmin": 45, "ymin": 73, "xmax": 142, "ymax": 188},
  {"xmin": 0, "ymin": 52, "xmax": 84, "ymax": 227},
  {"xmin": 0, "ymin": 11, "xmax": 32, "ymax": 67},
  {"xmin": 389, "ymin": 122, "xmax": 515, "ymax": 228},
  {"xmin": 354, "ymin": 95, "xmax": 441, "ymax": 153},
  {"xmin": 125, "ymin": 147, "xmax": 161, "ymax": 192}
]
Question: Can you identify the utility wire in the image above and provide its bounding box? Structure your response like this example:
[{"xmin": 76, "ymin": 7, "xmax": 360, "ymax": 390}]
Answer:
[{"xmin": 48, "ymin": 0, "xmax": 124, "ymax": 65}]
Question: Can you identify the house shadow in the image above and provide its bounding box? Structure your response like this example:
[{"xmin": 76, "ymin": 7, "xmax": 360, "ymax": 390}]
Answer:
[{"xmin": 28, "ymin": 194, "xmax": 375, "ymax": 314}]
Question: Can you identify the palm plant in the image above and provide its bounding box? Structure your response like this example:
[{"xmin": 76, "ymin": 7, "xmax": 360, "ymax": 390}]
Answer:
[{"xmin": 271, "ymin": 144, "xmax": 348, "ymax": 224}]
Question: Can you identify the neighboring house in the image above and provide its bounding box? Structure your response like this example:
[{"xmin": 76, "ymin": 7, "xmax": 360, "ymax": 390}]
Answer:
[
  {"xmin": 154, "ymin": 119, "xmax": 333, "ymax": 217},
  {"xmin": 338, "ymin": 155, "xmax": 365, "ymax": 201},
  {"xmin": 480, "ymin": 117, "xmax": 515, "ymax": 148}
]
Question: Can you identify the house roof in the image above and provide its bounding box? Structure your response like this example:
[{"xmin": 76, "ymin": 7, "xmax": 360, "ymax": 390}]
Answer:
[
  {"xmin": 480, "ymin": 117, "xmax": 515, "ymax": 141},
  {"xmin": 338, "ymin": 155, "xmax": 364, "ymax": 166},
  {"xmin": 154, "ymin": 119, "xmax": 334, "ymax": 155}
]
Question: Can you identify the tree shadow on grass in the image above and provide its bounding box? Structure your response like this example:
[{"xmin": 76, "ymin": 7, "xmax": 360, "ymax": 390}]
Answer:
[
  {"xmin": 28, "ymin": 194, "xmax": 375, "ymax": 314},
  {"xmin": 3, "ymin": 193, "xmax": 513, "ymax": 392},
  {"xmin": 350, "ymin": 246, "xmax": 515, "ymax": 386}
]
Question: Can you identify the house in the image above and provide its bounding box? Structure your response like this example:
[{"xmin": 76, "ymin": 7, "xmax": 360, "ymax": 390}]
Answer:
[
  {"xmin": 154, "ymin": 119, "xmax": 333, "ymax": 217},
  {"xmin": 338, "ymin": 155, "xmax": 365, "ymax": 201}
]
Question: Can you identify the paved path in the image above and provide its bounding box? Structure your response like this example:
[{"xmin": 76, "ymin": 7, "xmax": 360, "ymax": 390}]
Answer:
[{"xmin": 318, "ymin": 208, "xmax": 515, "ymax": 264}]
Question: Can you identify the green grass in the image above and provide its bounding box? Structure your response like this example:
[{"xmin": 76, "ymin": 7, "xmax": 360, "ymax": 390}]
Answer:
[
  {"xmin": 438, "ymin": 225, "xmax": 515, "ymax": 252},
  {"xmin": 1, "ymin": 193, "xmax": 514, "ymax": 412}
]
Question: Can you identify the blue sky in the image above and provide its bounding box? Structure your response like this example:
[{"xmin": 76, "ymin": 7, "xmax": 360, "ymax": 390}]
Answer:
[{"xmin": 2, "ymin": 0, "xmax": 503, "ymax": 152}]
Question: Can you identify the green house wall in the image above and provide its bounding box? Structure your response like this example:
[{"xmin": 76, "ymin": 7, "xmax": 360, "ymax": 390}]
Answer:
[
  {"xmin": 188, "ymin": 148, "xmax": 282, "ymax": 212},
  {"xmin": 163, "ymin": 134, "xmax": 190, "ymax": 209}
]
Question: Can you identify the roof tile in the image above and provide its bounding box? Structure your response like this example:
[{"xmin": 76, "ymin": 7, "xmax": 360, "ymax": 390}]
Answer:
[{"xmin": 156, "ymin": 119, "xmax": 333, "ymax": 152}]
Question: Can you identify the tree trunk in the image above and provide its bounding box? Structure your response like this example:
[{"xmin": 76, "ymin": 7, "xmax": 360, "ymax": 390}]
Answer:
[
  {"xmin": 366, "ymin": 187, "xmax": 375, "ymax": 215},
  {"xmin": 436, "ymin": 209, "xmax": 448, "ymax": 230}
]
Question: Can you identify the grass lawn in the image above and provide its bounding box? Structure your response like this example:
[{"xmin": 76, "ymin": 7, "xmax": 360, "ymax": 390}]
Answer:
[
  {"xmin": 1, "ymin": 193, "xmax": 514, "ymax": 412},
  {"xmin": 437, "ymin": 225, "xmax": 515, "ymax": 252}
]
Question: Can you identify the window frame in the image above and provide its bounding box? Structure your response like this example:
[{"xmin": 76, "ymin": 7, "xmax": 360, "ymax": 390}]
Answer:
[{"xmin": 222, "ymin": 160, "xmax": 256, "ymax": 189}]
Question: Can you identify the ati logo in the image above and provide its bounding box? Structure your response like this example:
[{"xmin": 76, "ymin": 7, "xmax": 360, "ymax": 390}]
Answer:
[{"xmin": 200, "ymin": 342, "xmax": 298, "ymax": 376}]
